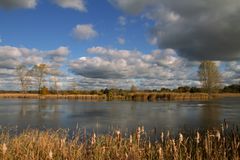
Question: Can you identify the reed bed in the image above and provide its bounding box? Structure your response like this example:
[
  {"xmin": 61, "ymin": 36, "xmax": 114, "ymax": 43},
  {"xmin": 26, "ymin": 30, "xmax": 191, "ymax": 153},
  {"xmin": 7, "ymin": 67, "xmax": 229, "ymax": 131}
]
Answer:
[
  {"xmin": 0, "ymin": 124, "xmax": 239, "ymax": 160},
  {"xmin": 0, "ymin": 94, "xmax": 106, "ymax": 100},
  {"xmin": 130, "ymin": 93, "xmax": 210, "ymax": 101},
  {"xmin": 1, "ymin": 93, "xmax": 239, "ymax": 101}
]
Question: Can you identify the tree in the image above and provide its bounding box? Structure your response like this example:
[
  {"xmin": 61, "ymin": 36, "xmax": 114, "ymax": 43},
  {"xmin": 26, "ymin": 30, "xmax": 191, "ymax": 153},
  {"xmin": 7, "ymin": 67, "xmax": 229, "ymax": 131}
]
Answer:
[
  {"xmin": 198, "ymin": 61, "xmax": 221, "ymax": 96},
  {"xmin": 31, "ymin": 64, "xmax": 48, "ymax": 93},
  {"xmin": 50, "ymin": 76, "xmax": 60, "ymax": 94},
  {"xmin": 130, "ymin": 85, "xmax": 137, "ymax": 93},
  {"xmin": 16, "ymin": 64, "xmax": 31, "ymax": 93},
  {"xmin": 70, "ymin": 80, "xmax": 78, "ymax": 94}
]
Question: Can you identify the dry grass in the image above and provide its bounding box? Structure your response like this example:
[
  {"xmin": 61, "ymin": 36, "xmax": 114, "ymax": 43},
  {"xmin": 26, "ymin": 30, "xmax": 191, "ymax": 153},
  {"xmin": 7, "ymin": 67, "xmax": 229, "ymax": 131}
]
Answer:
[
  {"xmin": 0, "ymin": 93, "xmax": 106, "ymax": 100},
  {"xmin": 0, "ymin": 93, "xmax": 240, "ymax": 101},
  {"xmin": 0, "ymin": 125, "xmax": 239, "ymax": 160},
  {"xmin": 129, "ymin": 92, "xmax": 210, "ymax": 101}
]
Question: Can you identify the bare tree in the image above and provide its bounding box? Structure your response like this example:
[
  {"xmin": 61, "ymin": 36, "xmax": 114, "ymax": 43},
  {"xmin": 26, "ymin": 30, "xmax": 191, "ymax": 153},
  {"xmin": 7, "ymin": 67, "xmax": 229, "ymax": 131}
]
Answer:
[
  {"xmin": 70, "ymin": 80, "xmax": 78, "ymax": 94},
  {"xmin": 51, "ymin": 76, "xmax": 60, "ymax": 94},
  {"xmin": 31, "ymin": 64, "xmax": 48, "ymax": 93},
  {"xmin": 130, "ymin": 85, "xmax": 137, "ymax": 93},
  {"xmin": 198, "ymin": 61, "xmax": 221, "ymax": 96},
  {"xmin": 16, "ymin": 64, "xmax": 31, "ymax": 93}
]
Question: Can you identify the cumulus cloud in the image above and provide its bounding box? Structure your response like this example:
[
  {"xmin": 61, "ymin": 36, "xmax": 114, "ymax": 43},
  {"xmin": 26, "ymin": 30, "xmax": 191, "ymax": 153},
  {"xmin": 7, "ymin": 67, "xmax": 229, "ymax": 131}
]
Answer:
[
  {"xmin": 0, "ymin": 45, "xmax": 70, "ymax": 90},
  {"xmin": 69, "ymin": 45, "xmax": 239, "ymax": 89},
  {"xmin": 222, "ymin": 61, "xmax": 240, "ymax": 84},
  {"xmin": 72, "ymin": 24, "xmax": 98, "ymax": 40},
  {"xmin": 53, "ymin": 0, "xmax": 86, "ymax": 12},
  {"xmin": 117, "ymin": 37, "xmax": 125, "ymax": 45},
  {"xmin": 0, "ymin": 0, "xmax": 37, "ymax": 9},
  {"xmin": 110, "ymin": 0, "xmax": 240, "ymax": 61},
  {"xmin": 69, "ymin": 46, "xmax": 198, "ymax": 89},
  {"xmin": 77, "ymin": 77, "xmax": 137, "ymax": 90},
  {"xmin": 0, "ymin": 45, "xmax": 69, "ymax": 72},
  {"xmin": 0, "ymin": 46, "xmax": 22, "ymax": 60}
]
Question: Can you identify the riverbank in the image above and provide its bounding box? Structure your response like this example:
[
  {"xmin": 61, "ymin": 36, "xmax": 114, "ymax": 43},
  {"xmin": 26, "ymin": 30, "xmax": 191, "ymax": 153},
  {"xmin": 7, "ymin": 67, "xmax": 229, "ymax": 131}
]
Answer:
[
  {"xmin": 0, "ymin": 92, "xmax": 239, "ymax": 101},
  {"xmin": 0, "ymin": 93, "xmax": 239, "ymax": 101},
  {"xmin": 0, "ymin": 125, "xmax": 239, "ymax": 160}
]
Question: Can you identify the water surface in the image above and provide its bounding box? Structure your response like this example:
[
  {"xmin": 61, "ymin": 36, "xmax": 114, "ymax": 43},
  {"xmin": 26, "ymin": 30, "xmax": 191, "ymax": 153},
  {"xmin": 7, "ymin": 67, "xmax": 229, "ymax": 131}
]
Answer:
[{"xmin": 0, "ymin": 98, "xmax": 239, "ymax": 134}]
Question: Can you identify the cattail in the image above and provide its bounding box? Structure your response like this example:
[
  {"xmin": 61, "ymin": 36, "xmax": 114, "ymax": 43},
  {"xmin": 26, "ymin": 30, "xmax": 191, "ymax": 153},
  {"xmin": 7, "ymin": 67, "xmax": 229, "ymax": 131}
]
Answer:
[
  {"xmin": 116, "ymin": 130, "xmax": 120, "ymax": 136},
  {"xmin": 141, "ymin": 126, "xmax": 145, "ymax": 133},
  {"xmin": 158, "ymin": 146, "xmax": 163, "ymax": 160},
  {"xmin": 137, "ymin": 127, "xmax": 141, "ymax": 134},
  {"xmin": 148, "ymin": 140, "xmax": 151, "ymax": 149},
  {"xmin": 179, "ymin": 133, "xmax": 183, "ymax": 143},
  {"xmin": 91, "ymin": 133, "xmax": 96, "ymax": 145},
  {"xmin": 129, "ymin": 134, "xmax": 133, "ymax": 144},
  {"xmin": 167, "ymin": 131, "xmax": 170, "ymax": 139},
  {"xmin": 216, "ymin": 130, "xmax": 221, "ymax": 141},
  {"xmin": 196, "ymin": 131, "xmax": 200, "ymax": 144},
  {"xmin": 172, "ymin": 139, "xmax": 177, "ymax": 153},
  {"xmin": 116, "ymin": 130, "xmax": 121, "ymax": 140},
  {"xmin": 161, "ymin": 132, "xmax": 164, "ymax": 143},
  {"xmin": 137, "ymin": 131, "xmax": 141, "ymax": 145},
  {"xmin": 60, "ymin": 138, "xmax": 66, "ymax": 148},
  {"xmin": 125, "ymin": 153, "xmax": 128, "ymax": 159},
  {"xmin": 49, "ymin": 150, "xmax": 53, "ymax": 159},
  {"xmin": 221, "ymin": 123, "xmax": 224, "ymax": 132},
  {"xmin": 2, "ymin": 143, "xmax": 7, "ymax": 155},
  {"xmin": 102, "ymin": 146, "xmax": 106, "ymax": 154}
]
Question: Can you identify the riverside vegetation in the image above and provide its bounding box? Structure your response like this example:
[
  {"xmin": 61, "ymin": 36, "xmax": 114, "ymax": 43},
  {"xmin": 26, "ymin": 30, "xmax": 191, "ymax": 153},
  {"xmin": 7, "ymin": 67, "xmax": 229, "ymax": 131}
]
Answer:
[
  {"xmin": 0, "ymin": 92, "xmax": 239, "ymax": 101},
  {"xmin": 0, "ymin": 123, "xmax": 239, "ymax": 160}
]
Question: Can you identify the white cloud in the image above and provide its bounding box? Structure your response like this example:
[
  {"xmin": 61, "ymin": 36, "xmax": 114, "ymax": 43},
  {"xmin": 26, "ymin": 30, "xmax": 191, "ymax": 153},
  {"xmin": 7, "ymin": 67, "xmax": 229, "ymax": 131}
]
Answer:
[
  {"xmin": 46, "ymin": 46, "xmax": 69, "ymax": 57},
  {"xmin": 0, "ymin": 45, "xmax": 70, "ymax": 90},
  {"xmin": 223, "ymin": 61, "xmax": 240, "ymax": 84},
  {"xmin": 118, "ymin": 16, "xmax": 126, "ymax": 26},
  {"xmin": 117, "ymin": 37, "xmax": 125, "ymax": 45},
  {"xmin": 0, "ymin": 37, "xmax": 2, "ymax": 43},
  {"xmin": 53, "ymin": 0, "xmax": 86, "ymax": 12},
  {"xmin": 72, "ymin": 24, "xmax": 98, "ymax": 40},
  {"xmin": 0, "ymin": 0, "xmax": 37, "ymax": 9},
  {"xmin": 109, "ymin": 0, "xmax": 155, "ymax": 14},
  {"xmin": 69, "ymin": 46, "xmax": 198, "ymax": 89},
  {"xmin": 0, "ymin": 46, "xmax": 22, "ymax": 61},
  {"xmin": 0, "ymin": 45, "xmax": 69, "ymax": 69}
]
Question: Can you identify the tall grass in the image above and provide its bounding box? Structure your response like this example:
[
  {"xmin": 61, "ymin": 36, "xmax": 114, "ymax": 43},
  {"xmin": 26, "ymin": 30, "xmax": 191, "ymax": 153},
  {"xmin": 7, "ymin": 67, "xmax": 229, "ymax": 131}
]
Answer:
[{"xmin": 0, "ymin": 124, "xmax": 239, "ymax": 160}]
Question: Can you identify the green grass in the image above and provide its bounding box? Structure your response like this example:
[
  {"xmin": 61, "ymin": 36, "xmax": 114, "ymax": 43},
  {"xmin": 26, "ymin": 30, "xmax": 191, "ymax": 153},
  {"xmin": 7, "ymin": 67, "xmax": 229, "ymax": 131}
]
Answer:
[{"xmin": 0, "ymin": 125, "xmax": 239, "ymax": 160}]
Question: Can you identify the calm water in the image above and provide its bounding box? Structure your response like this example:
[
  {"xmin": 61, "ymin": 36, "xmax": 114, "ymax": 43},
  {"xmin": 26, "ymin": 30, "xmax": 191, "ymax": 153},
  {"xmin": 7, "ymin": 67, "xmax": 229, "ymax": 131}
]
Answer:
[{"xmin": 0, "ymin": 98, "xmax": 239, "ymax": 134}]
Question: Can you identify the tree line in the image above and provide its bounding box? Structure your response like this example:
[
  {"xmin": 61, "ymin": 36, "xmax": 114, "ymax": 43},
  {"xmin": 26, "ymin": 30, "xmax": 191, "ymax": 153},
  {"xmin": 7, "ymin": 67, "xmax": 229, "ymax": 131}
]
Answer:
[{"xmin": 11, "ymin": 61, "xmax": 240, "ymax": 95}]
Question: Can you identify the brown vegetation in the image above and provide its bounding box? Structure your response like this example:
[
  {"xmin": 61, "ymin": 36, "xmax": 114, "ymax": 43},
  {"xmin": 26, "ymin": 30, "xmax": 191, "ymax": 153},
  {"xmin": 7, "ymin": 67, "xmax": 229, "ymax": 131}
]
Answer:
[
  {"xmin": 0, "ymin": 92, "xmax": 239, "ymax": 101},
  {"xmin": 0, "ymin": 93, "xmax": 106, "ymax": 100},
  {"xmin": 0, "ymin": 125, "xmax": 239, "ymax": 160}
]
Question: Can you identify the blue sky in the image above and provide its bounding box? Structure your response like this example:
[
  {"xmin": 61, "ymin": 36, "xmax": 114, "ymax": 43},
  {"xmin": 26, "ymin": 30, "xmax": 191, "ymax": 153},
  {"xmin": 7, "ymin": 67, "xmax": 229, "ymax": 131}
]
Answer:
[
  {"xmin": 0, "ymin": 0, "xmax": 155, "ymax": 56},
  {"xmin": 0, "ymin": 0, "xmax": 240, "ymax": 90}
]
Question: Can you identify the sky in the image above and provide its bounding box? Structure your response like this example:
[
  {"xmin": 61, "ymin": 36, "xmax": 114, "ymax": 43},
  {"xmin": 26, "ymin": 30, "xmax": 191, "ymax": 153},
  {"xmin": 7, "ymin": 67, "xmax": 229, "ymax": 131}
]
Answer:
[{"xmin": 0, "ymin": 0, "xmax": 240, "ymax": 90}]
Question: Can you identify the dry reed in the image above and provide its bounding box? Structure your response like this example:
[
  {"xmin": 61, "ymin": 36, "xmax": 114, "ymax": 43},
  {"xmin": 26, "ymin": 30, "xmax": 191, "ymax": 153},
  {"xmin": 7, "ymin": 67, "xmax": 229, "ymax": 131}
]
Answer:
[{"xmin": 0, "ymin": 124, "xmax": 239, "ymax": 160}]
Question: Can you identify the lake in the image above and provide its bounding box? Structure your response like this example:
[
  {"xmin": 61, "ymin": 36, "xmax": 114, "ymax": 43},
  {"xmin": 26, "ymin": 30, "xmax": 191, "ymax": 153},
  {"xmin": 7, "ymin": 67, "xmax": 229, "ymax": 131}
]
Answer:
[{"xmin": 0, "ymin": 97, "xmax": 239, "ymax": 134}]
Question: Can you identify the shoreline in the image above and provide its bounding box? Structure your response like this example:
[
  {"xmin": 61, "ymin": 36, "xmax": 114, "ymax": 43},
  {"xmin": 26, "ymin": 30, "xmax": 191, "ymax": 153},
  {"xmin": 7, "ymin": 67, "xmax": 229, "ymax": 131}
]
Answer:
[{"xmin": 0, "ymin": 93, "xmax": 239, "ymax": 101}]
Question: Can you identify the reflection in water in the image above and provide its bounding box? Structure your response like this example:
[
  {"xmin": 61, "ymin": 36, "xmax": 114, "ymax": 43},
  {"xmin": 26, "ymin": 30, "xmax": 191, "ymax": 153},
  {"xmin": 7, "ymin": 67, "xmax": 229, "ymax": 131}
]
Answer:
[
  {"xmin": 0, "ymin": 98, "xmax": 239, "ymax": 134},
  {"xmin": 200, "ymin": 103, "xmax": 221, "ymax": 128}
]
